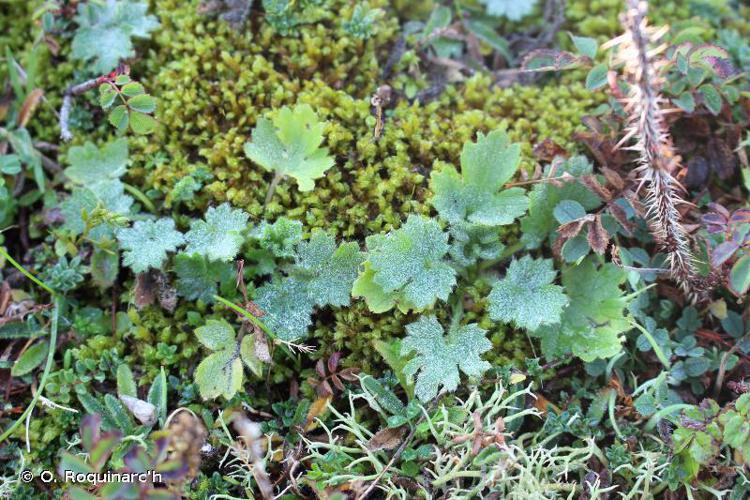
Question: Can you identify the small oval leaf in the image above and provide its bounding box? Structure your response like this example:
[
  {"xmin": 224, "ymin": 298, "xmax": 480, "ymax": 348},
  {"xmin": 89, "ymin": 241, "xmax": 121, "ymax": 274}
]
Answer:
[
  {"xmin": 729, "ymin": 254, "xmax": 750, "ymax": 296},
  {"xmin": 11, "ymin": 341, "xmax": 48, "ymax": 377}
]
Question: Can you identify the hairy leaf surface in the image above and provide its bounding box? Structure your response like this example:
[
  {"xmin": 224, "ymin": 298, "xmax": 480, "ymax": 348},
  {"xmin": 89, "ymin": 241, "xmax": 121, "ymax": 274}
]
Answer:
[
  {"xmin": 401, "ymin": 316, "xmax": 491, "ymax": 401},
  {"xmin": 488, "ymin": 256, "xmax": 568, "ymax": 331}
]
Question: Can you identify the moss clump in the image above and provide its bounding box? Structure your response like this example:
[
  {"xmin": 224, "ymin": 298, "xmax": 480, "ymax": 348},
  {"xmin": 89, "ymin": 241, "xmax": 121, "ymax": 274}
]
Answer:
[{"xmin": 565, "ymin": 0, "xmax": 692, "ymax": 40}]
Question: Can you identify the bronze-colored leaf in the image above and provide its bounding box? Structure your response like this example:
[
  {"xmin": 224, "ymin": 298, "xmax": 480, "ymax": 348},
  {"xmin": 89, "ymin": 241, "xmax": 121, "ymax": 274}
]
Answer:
[
  {"xmin": 338, "ymin": 368, "xmax": 359, "ymax": 382},
  {"xmin": 305, "ymin": 396, "xmax": 331, "ymax": 432},
  {"xmin": 608, "ymin": 202, "xmax": 634, "ymax": 236},
  {"xmin": 316, "ymin": 380, "xmax": 333, "ymax": 398},
  {"xmin": 17, "ymin": 89, "xmax": 44, "ymax": 128},
  {"xmin": 532, "ymin": 138, "xmax": 567, "ymax": 163},
  {"xmin": 558, "ymin": 219, "xmax": 587, "ymax": 240},
  {"xmin": 327, "ymin": 352, "xmax": 341, "ymax": 373},
  {"xmin": 600, "ymin": 167, "xmax": 625, "ymax": 191},
  {"xmin": 551, "ymin": 233, "xmax": 566, "ymax": 260},
  {"xmin": 366, "ymin": 426, "xmax": 406, "ymax": 452},
  {"xmin": 134, "ymin": 272, "xmax": 157, "ymax": 310},
  {"xmin": 331, "ymin": 374, "xmax": 345, "ymax": 392},
  {"xmin": 587, "ymin": 215, "xmax": 609, "ymax": 255},
  {"xmin": 731, "ymin": 209, "xmax": 750, "ymax": 225},
  {"xmin": 581, "ymin": 174, "xmax": 612, "ymax": 201},
  {"xmin": 315, "ymin": 359, "xmax": 326, "ymax": 378}
]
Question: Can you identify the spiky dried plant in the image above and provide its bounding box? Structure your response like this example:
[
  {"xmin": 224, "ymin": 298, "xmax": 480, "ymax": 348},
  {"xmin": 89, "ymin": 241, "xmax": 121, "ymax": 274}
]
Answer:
[{"xmin": 605, "ymin": 0, "xmax": 697, "ymax": 296}]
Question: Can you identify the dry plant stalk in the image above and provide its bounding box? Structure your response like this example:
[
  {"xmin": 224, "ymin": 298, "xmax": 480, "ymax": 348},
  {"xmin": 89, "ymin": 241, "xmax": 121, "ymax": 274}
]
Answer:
[{"xmin": 606, "ymin": 0, "xmax": 696, "ymax": 296}]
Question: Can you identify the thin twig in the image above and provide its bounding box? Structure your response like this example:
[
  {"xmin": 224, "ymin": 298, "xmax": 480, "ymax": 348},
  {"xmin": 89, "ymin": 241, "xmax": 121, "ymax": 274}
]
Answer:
[
  {"xmin": 713, "ymin": 331, "xmax": 750, "ymax": 399},
  {"xmin": 59, "ymin": 78, "xmax": 100, "ymax": 142},
  {"xmin": 356, "ymin": 420, "xmax": 421, "ymax": 500}
]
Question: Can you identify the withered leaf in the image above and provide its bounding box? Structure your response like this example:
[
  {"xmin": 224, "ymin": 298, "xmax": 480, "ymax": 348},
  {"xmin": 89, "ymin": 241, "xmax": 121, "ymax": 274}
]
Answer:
[
  {"xmin": 17, "ymin": 89, "xmax": 44, "ymax": 128},
  {"xmin": 338, "ymin": 368, "xmax": 359, "ymax": 382},
  {"xmin": 608, "ymin": 202, "xmax": 633, "ymax": 236},
  {"xmin": 327, "ymin": 352, "xmax": 342, "ymax": 373},
  {"xmin": 157, "ymin": 283, "xmax": 177, "ymax": 313},
  {"xmin": 135, "ymin": 270, "xmax": 175, "ymax": 312},
  {"xmin": 707, "ymin": 138, "xmax": 737, "ymax": 180},
  {"xmin": 600, "ymin": 167, "xmax": 625, "ymax": 191},
  {"xmin": 587, "ymin": 215, "xmax": 609, "ymax": 255},
  {"xmin": 305, "ymin": 396, "xmax": 331, "ymax": 431},
  {"xmin": 574, "ymin": 130, "xmax": 626, "ymax": 169},
  {"xmin": 366, "ymin": 426, "xmax": 406, "ymax": 452},
  {"xmin": 558, "ymin": 219, "xmax": 588, "ymax": 240},
  {"xmin": 134, "ymin": 272, "xmax": 157, "ymax": 309},
  {"xmin": 581, "ymin": 174, "xmax": 612, "ymax": 201},
  {"xmin": 533, "ymin": 138, "xmax": 567, "ymax": 163},
  {"xmin": 254, "ymin": 329, "xmax": 271, "ymax": 363}
]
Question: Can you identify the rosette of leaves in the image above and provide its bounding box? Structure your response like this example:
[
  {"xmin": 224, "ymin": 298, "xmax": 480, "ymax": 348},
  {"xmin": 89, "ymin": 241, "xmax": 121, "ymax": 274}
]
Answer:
[
  {"xmin": 254, "ymin": 230, "xmax": 364, "ymax": 341},
  {"xmin": 71, "ymin": 0, "xmax": 159, "ymax": 74},
  {"xmin": 193, "ymin": 319, "xmax": 262, "ymax": 400},
  {"xmin": 352, "ymin": 215, "xmax": 456, "ymax": 313},
  {"xmin": 429, "ymin": 129, "xmax": 528, "ymax": 267},
  {"xmin": 58, "ymin": 414, "xmax": 188, "ymax": 497},
  {"xmin": 99, "ymin": 74, "xmax": 158, "ymax": 135}
]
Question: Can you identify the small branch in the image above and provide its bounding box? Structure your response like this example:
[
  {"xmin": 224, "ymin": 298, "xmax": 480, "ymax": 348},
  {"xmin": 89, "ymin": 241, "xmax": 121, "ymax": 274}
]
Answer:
[
  {"xmin": 59, "ymin": 78, "xmax": 100, "ymax": 142},
  {"xmin": 356, "ymin": 419, "xmax": 421, "ymax": 500},
  {"xmin": 713, "ymin": 331, "xmax": 750, "ymax": 399}
]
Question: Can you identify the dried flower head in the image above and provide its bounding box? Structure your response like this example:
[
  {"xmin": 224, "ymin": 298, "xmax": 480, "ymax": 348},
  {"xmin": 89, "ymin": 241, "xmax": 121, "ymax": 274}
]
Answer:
[
  {"xmin": 168, "ymin": 411, "xmax": 208, "ymax": 481},
  {"xmin": 605, "ymin": 0, "xmax": 698, "ymax": 297}
]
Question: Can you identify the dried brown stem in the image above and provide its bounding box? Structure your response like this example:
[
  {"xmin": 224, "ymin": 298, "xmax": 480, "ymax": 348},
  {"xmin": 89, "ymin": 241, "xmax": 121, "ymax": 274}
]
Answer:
[
  {"xmin": 59, "ymin": 78, "xmax": 100, "ymax": 142},
  {"xmin": 613, "ymin": 0, "xmax": 697, "ymax": 296}
]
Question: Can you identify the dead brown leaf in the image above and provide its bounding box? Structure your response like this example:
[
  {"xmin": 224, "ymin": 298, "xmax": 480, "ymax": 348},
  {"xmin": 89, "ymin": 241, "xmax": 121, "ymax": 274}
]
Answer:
[
  {"xmin": 366, "ymin": 426, "xmax": 406, "ymax": 452},
  {"xmin": 587, "ymin": 214, "xmax": 609, "ymax": 255}
]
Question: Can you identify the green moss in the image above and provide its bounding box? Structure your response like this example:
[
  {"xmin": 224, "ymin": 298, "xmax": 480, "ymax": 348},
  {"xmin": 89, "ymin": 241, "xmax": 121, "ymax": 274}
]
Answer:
[
  {"xmin": 565, "ymin": 0, "xmax": 692, "ymax": 40},
  {"xmin": 115, "ymin": 0, "xmax": 601, "ymax": 366}
]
